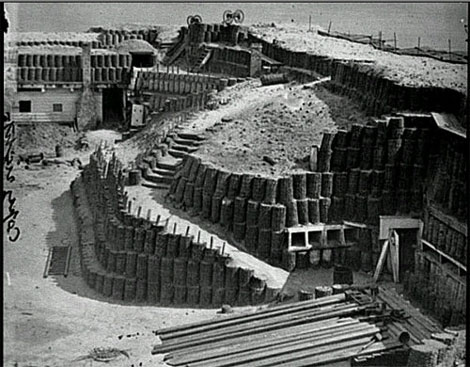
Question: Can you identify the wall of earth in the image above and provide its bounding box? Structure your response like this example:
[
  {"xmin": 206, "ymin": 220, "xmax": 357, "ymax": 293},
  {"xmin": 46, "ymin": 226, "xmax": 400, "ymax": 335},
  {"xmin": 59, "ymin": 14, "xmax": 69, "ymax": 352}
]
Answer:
[{"xmin": 249, "ymin": 36, "xmax": 467, "ymax": 118}]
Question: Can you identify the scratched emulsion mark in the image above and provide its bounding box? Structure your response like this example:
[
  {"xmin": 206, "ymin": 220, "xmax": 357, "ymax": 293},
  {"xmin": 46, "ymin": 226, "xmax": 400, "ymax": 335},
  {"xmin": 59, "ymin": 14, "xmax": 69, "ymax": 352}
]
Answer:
[{"xmin": 3, "ymin": 114, "xmax": 21, "ymax": 242}]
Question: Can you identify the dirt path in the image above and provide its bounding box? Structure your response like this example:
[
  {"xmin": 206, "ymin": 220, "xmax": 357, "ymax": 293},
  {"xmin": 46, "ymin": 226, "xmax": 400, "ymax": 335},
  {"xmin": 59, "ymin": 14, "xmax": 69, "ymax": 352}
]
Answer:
[{"xmin": 125, "ymin": 184, "xmax": 289, "ymax": 290}]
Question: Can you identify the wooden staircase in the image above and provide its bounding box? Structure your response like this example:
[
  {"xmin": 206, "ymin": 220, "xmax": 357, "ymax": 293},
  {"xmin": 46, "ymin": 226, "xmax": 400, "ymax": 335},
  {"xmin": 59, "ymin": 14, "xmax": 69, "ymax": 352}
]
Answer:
[
  {"xmin": 190, "ymin": 47, "xmax": 212, "ymax": 73},
  {"xmin": 162, "ymin": 36, "xmax": 188, "ymax": 66}
]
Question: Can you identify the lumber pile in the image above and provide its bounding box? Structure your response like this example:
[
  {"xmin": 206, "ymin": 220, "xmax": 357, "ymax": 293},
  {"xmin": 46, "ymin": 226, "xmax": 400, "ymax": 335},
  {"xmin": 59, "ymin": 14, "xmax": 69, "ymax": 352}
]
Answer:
[{"xmin": 152, "ymin": 293, "xmax": 404, "ymax": 366}]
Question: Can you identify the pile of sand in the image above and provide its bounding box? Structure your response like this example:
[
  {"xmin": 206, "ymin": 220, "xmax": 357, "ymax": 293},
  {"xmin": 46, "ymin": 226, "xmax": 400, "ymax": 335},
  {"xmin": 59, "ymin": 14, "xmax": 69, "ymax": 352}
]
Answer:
[
  {"xmin": 15, "ymin": 123, "xmax": 79, "ymax": 154},
  {"xmin": 249, "ymin": 24, "xmax": 467, "ymax": 93}
]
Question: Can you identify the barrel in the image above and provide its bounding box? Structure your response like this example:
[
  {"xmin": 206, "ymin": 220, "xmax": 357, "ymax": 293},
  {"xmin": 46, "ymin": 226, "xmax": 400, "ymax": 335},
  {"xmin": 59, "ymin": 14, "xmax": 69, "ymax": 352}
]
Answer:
[
  {"xmin": 55, "ymin": 144, "xmax": 64, "ymax": 157},
  {"xmin": 260, "ymin": 73, "xmax": 288, "ymax": 86},
  {"xmin": 129, "ymin": 170, "xmax": 142, "ymax": 185},
  {"xmin": 333, "ymin": 266, "xmax": 354, "ymax": 285},
  {"xmin": 298, "ymin": 289, "xmax": 314, "ymax": 301},
  {"xmin": 314, "ymin": 286, "xmax": 333, "ymax": 299}
]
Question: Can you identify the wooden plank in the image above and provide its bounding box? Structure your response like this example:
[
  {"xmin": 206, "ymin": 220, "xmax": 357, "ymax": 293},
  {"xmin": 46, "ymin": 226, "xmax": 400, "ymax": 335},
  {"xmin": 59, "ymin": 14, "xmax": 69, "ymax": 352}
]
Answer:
[
  {"xmin": 379, "ymin": 287, "xmax": 441, "ymax": 333},
  {"xmin": 153, "ymin": 305, "xmax": 365, "ymax": 354},
  {"xmin": 160, "ymin": 303, "xmax": 355, "ymax": 344},
  {"xmin": 165, "ymin": 317, "xmax": 352, "ymax": 361},
  {"xmin": 185, "ymin": 327, "xmax": 379, "ymax": 367},
  {"xmin": 379, "ymin": 216, "xmax": 420, "ymax": 240},
  {"xmin": 430, "ymin": 112, "xmax": 467, "ymax": 139},
  {"xmin": 267, "ymin": 340, "xmax": 376, "ymax": 367},
  {"xmin": 390, "ymin": 230, "xmax": 399, "ymax": 283},
  {"xmin": 373, "ymin": 240, "xmax": 389, "ymax": 282},
  {"xmin": 63, "ymin": 246, "xmax": 72, "ymax": 277},
  {"xmin": 422, "ymin": 240, "xmax": 466, "ymax": 272},
  {"xmin": 157, "ymin": 294, "xmax": 346, "ymax": 336},
  {"xmin": 428, "ymin": 205, "xmax": 467, "ymax": 236},
  {"xmin": 43, "ymin": 247, "xmax": 53, "ymax": 278},
  {"xmin": 159, "ymin": 303, "xmax": 358, "ymax": 348},
  {"xmin": 168, "ymin": 320, "xmax": 365, "ymax": 365},
  {"xmin": 280, "ymin": 340, "xmax": 403, "ymax": 367},
  {"xmin": 377, "ymin": 287, "xmax": 440, "ymax": 339}
]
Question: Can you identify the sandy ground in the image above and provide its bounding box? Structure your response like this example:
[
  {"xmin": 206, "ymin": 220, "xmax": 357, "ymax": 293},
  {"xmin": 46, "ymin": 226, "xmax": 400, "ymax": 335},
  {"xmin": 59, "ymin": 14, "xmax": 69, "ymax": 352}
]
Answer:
[
  {"xmin": 125, "ymin": 184, "xmax": 289, "ymax": 289},
  {"xmin": 3, "ymin": 130, "xmax": 374, "ymax": 367},
  {"xmin": 173, "ymin": 80, "xmax": 368, "ymax": 177},
  {"xmin": 6, "ymin": 126, "xmax": 465, "ymax": 366},
  {"xmin": 250, "ymin": 24, "xmax": 467, "ymax": 93}
]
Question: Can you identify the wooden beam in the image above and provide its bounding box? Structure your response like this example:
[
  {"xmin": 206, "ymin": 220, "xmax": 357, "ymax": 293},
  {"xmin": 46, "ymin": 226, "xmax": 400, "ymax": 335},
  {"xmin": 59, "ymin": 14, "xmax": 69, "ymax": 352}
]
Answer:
[
  {"xmin": 168, "ymin": 321, "xmax": 367, "ymax": 365},
  {"xmin": 160, "ymin": 302, "xmax": 355, "ymax": 344},
  {"xmin": 373, "ymin": 240, "xmax": 389, "ymax": 282},
  {"xmin": 165, "ymin": 317, "xmax": 348, "ymax": 360},
  {"xmin": 187, "ymin": 327, "xmax": 379, "ymax": 367},
  {"xmin": 157, "ymin": 294, "xmax": 346, "ymax": 337},
  {"xmin": 389, "ymin": 230, "xmax": 399, "ymax": 283},
  {"xmin": 159, "ymin": 303, "xmax": 358, "ymax": 347},
  {"xmin": 153, "ymin": 305, "xmax": 365, "ymax": 354},
  {"xmin": 165, "ymin": 317, "xmax": 352, "ymax": 361},
  {"xmin": 421, "ymin": 239, "xmax": 466, "ymax": 272}
]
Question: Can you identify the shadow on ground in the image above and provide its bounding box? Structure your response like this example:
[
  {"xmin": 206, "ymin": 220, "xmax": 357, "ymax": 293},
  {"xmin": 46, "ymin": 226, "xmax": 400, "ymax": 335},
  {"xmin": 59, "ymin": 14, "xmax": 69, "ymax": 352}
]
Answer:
[
  {"xmin": 49, "ymin": 183, "xmax": 376, "ymax": 310},
  {"xmin": 312, "ymin": 85, "xmax": 370, "ymax": 129},
  {"xmin": 47, "ymin": 187, "xmax": 232, "ymax": 309}
]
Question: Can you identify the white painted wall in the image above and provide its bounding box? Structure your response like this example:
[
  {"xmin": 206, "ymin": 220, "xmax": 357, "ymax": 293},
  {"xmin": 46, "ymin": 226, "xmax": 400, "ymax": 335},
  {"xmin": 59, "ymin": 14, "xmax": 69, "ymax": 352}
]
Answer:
[{"xmin": 13, "ymin": 87, "xmax": 81, "ymax": 122}]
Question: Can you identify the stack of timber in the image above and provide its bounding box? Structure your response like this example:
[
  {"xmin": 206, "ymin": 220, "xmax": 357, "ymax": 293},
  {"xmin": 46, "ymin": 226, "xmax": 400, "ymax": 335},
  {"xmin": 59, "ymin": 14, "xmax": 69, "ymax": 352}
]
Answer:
[
  {"xmin": 377, "ymin": 286, "xmax": 442, "ymax": 344},
  {"xmin": 153, "ymin": 292, "xmax": 407, "ymax": 366}
]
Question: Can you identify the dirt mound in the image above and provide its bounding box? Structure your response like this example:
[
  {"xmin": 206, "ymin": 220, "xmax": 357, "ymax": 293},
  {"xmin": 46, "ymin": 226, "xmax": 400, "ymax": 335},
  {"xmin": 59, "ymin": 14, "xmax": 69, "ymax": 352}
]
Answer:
[
  {"xmin": 193, "ymin": 82, "xmax": 368, "ymax": 177},
  {"xmin": 15, "ymin": 123, "xmax": 79, "ymax": 155},
  {"xmin": 250, "ymin": 24, "xmax": 467, "ymax": 93}
]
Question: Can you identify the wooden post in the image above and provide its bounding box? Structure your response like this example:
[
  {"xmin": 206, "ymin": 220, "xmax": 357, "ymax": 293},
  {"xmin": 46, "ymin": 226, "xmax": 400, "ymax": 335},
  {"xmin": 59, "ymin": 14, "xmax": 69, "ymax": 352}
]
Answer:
[
  {"xmin": 393, "ymin": 32, "xmax": 397, "ymax": 51},
  {"xmin": 417, "ymin": 37, "xmax": 420, "ymax": 55},
  {"xmin": 309, "ymin": 145, "xmax": 318, "ymax": 171},
  {"xmin": 389, "ymin": 230, "xmax": 400, "ymax": 283},
  {"xmin": 173, "ymin": 222, "xmax": 177, "ymax": 234},
  {"xmin": 448, "ymin": 39, "xmax": 452, "ymax": 61},
  {"xmin": 327, "ymin": 21, "xmax": 332, "ymax": 35},
  {"xmin": 373, "ymin": 240, "xmax": 389, "ymax": 282},
  {"xmin": 147, "ymin": 209, "xmax": 152, "ymax": 220},
  {"xmin": 309, "ymin": 15, "xmax": 312, "ymax": 32},
  {"xmin": 378, "ymin": 31, "xmax": 382, "ymax": 50},
  {"xmin": 137, "ymin": 206, "xmax": 142, "ymax": 217}
]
